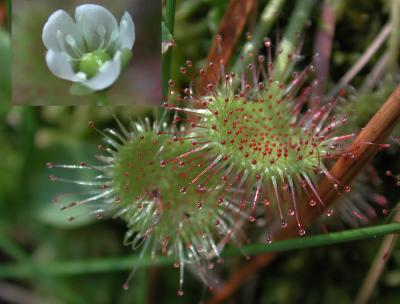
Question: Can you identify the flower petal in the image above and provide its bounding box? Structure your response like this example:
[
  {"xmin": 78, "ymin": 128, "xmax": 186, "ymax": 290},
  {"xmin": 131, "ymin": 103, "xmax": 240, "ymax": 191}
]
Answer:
[
  {"xmin": 45, "ymin": 50, "xmax": 86, "ymax": 81},
  {"xmin": 81, "ymin": 51, "xmax": 122, "ymax": 90},
  {"xmin": 42, "ymin": 10, "xmax": 84, "ymax": 52},
  {"xmin": 75, "ymin": 4, "xmax": 118, "ymax": 51},
  {"xmin": 119, "ymin": 12, "xmax": 135, "ymax": 50}
]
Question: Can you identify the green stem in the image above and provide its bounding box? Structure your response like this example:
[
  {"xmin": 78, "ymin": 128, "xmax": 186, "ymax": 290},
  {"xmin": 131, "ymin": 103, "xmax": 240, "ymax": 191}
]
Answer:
[
  {"xmin": 95, "ymin": 91, "xmax": 109, "ymax": 106},
  {"xmin": 162, "ymin": 0, "xmax": 176, "ymax": 101},
  {"xmin": 273, "ymin": 0, "xmax": 315, "ymax": 80},
  {"xmin": 233, "ymin": 0, "xmax": 286, "ymax": 73},
  {"xmin": 0, "ymin": 255, "xmax": 172, "ymax": 278},
  {"xmin": 1, "ymin": 223, "xmax": 399, "ymax": 278},
  {"xmin": 226, "ymin": 222, "xmax": 400, "ymax": 257},
  {"xmin": 388, "ymin": 0, "xmax": 400, "ymax": 74}
]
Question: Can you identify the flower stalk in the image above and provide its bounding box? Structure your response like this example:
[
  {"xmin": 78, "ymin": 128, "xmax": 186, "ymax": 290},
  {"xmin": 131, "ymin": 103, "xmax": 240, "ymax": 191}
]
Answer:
[{"xmin": 1, "ymin": 222, "xmax": 400, "ymax": 279}]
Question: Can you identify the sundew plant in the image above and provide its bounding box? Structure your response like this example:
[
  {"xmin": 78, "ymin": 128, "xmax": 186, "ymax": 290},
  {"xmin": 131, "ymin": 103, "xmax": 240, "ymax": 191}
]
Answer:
[{"xmin": 1, "ymin": 1, "xmax": 400, "ymax": 304}]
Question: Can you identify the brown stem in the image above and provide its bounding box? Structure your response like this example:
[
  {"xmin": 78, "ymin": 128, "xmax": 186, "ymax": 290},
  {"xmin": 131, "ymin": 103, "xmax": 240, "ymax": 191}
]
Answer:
[
  {"xmin": 209, "ymin": 85, "xmax": 400, "ymax": 304},
  {"xmin": 0, "ymin": 4, "xmax": 6, "ymax": 27},
  {"xmin": 198, "ymin": 0, "xmax": 257, "ymax": 95}
]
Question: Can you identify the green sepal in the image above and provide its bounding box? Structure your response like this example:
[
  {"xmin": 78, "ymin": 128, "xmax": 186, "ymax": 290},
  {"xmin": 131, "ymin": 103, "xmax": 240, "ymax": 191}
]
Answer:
[
  {"xmin": 69, "ymin": 83, "xmax": 93, "ymax": 96},
  {"xmin": 121, "ymin": 48, "xmax": 132, "ymax": 68}
]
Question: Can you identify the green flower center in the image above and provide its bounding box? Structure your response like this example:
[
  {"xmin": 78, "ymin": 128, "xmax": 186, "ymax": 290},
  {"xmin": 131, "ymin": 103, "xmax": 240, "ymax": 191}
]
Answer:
[{"xmin": 79, "ymin": 49, "xmax": 111, "ymax": 78}]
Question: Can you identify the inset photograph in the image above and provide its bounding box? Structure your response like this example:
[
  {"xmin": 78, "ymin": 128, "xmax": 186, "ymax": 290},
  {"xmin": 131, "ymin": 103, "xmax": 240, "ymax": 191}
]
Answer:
[{"xmin": 12, "ymin": 0, "xmax": 160, "ymax": 105}]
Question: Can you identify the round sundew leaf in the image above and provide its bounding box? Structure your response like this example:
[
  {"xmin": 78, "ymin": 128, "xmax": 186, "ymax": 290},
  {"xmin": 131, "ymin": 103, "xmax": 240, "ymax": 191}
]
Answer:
[
  {"xmin": 113, "ymin": 133, "xmax": 221, "ymax": 218},
  {"xmin": 46, "ymin": 120, "xmax": 245, "ymax": 291},
  {"xmin": 206, "ymin": 93, "xmax": 321, "ymax": 177},
  {"xmin": 110, "ymin": 129, "xmax": 241, "ymax": 258},
  {"xmin": 165, "ymin": 59, "xmax": 352, "ymax": 232}
]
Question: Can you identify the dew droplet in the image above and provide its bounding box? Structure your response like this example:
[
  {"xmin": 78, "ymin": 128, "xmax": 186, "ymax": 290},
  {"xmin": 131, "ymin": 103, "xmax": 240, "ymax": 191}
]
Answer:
[
  {"xmin": 122, "ymin": 283, "xmax": 129, "ymax": 290},
  {"xmin": 344, "ymin": 185, "xmax": 351, "ymax": 192},
  {"xmin": 249, "ymin": 215, "xmax": 255, "ymax": 223},
  {"xmin": 177, "ymin": 290, "xmax": 184, "ymax": 297},
  {"xmin": 309, "ymin": 199, "xmax": 316, "ymax": 207},
  {"xmin": 326, "ymin": 209, "xmax": 334, "ymax": 217},
  {"xmin": 298, "ymin": 228, "xmax": 306, "ymax": 236},
  {"xmin": 281, "ymin": 221, "xmax": 288, "ymax": 228}
]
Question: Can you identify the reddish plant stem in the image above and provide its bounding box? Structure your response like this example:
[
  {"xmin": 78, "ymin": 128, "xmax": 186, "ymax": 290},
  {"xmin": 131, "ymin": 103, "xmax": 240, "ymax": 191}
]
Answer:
[
  {"xmin": 330, "ymin": 23, "xmax": 391, "ymax": 96},
  {"xmin": 198, "ymin": 0, "xmax": 257, "ymax": 95},
  {"xmin": 359, "ymin": 52, "xmax": 389, "ymax": 94},
  {"xmin": 312, "ymin": 0, "xmax": 336, "ymax": 104},
  {"xmin": 148, "ymin": 268, "xmax": 160, "ymax": 304},
  {"xmin": 208, "ymin": 85, "xmax": 400, "ymax": 304},
  {"xmin": 0, "ymin": 3, "xmax": 6, "ymax": 27}
]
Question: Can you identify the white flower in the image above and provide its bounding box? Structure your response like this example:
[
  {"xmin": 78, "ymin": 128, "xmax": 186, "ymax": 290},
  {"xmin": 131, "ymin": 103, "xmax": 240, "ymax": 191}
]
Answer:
[{"xmin": 42, "ymin": 4, "xmax": 135, "ymax": 91}]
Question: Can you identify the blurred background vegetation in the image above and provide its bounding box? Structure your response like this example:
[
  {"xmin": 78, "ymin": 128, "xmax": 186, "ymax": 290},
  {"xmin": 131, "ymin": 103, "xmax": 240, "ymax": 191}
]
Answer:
[{"xmin": 1, "ymin": 0, "xmax": 400, "ymax": 303}]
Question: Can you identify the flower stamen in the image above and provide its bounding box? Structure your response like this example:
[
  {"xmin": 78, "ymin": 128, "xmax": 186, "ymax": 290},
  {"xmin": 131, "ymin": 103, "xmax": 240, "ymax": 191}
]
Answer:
[{"xmin": 65, "ymin": 35, "xmax": 84, "ymax": 57}]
